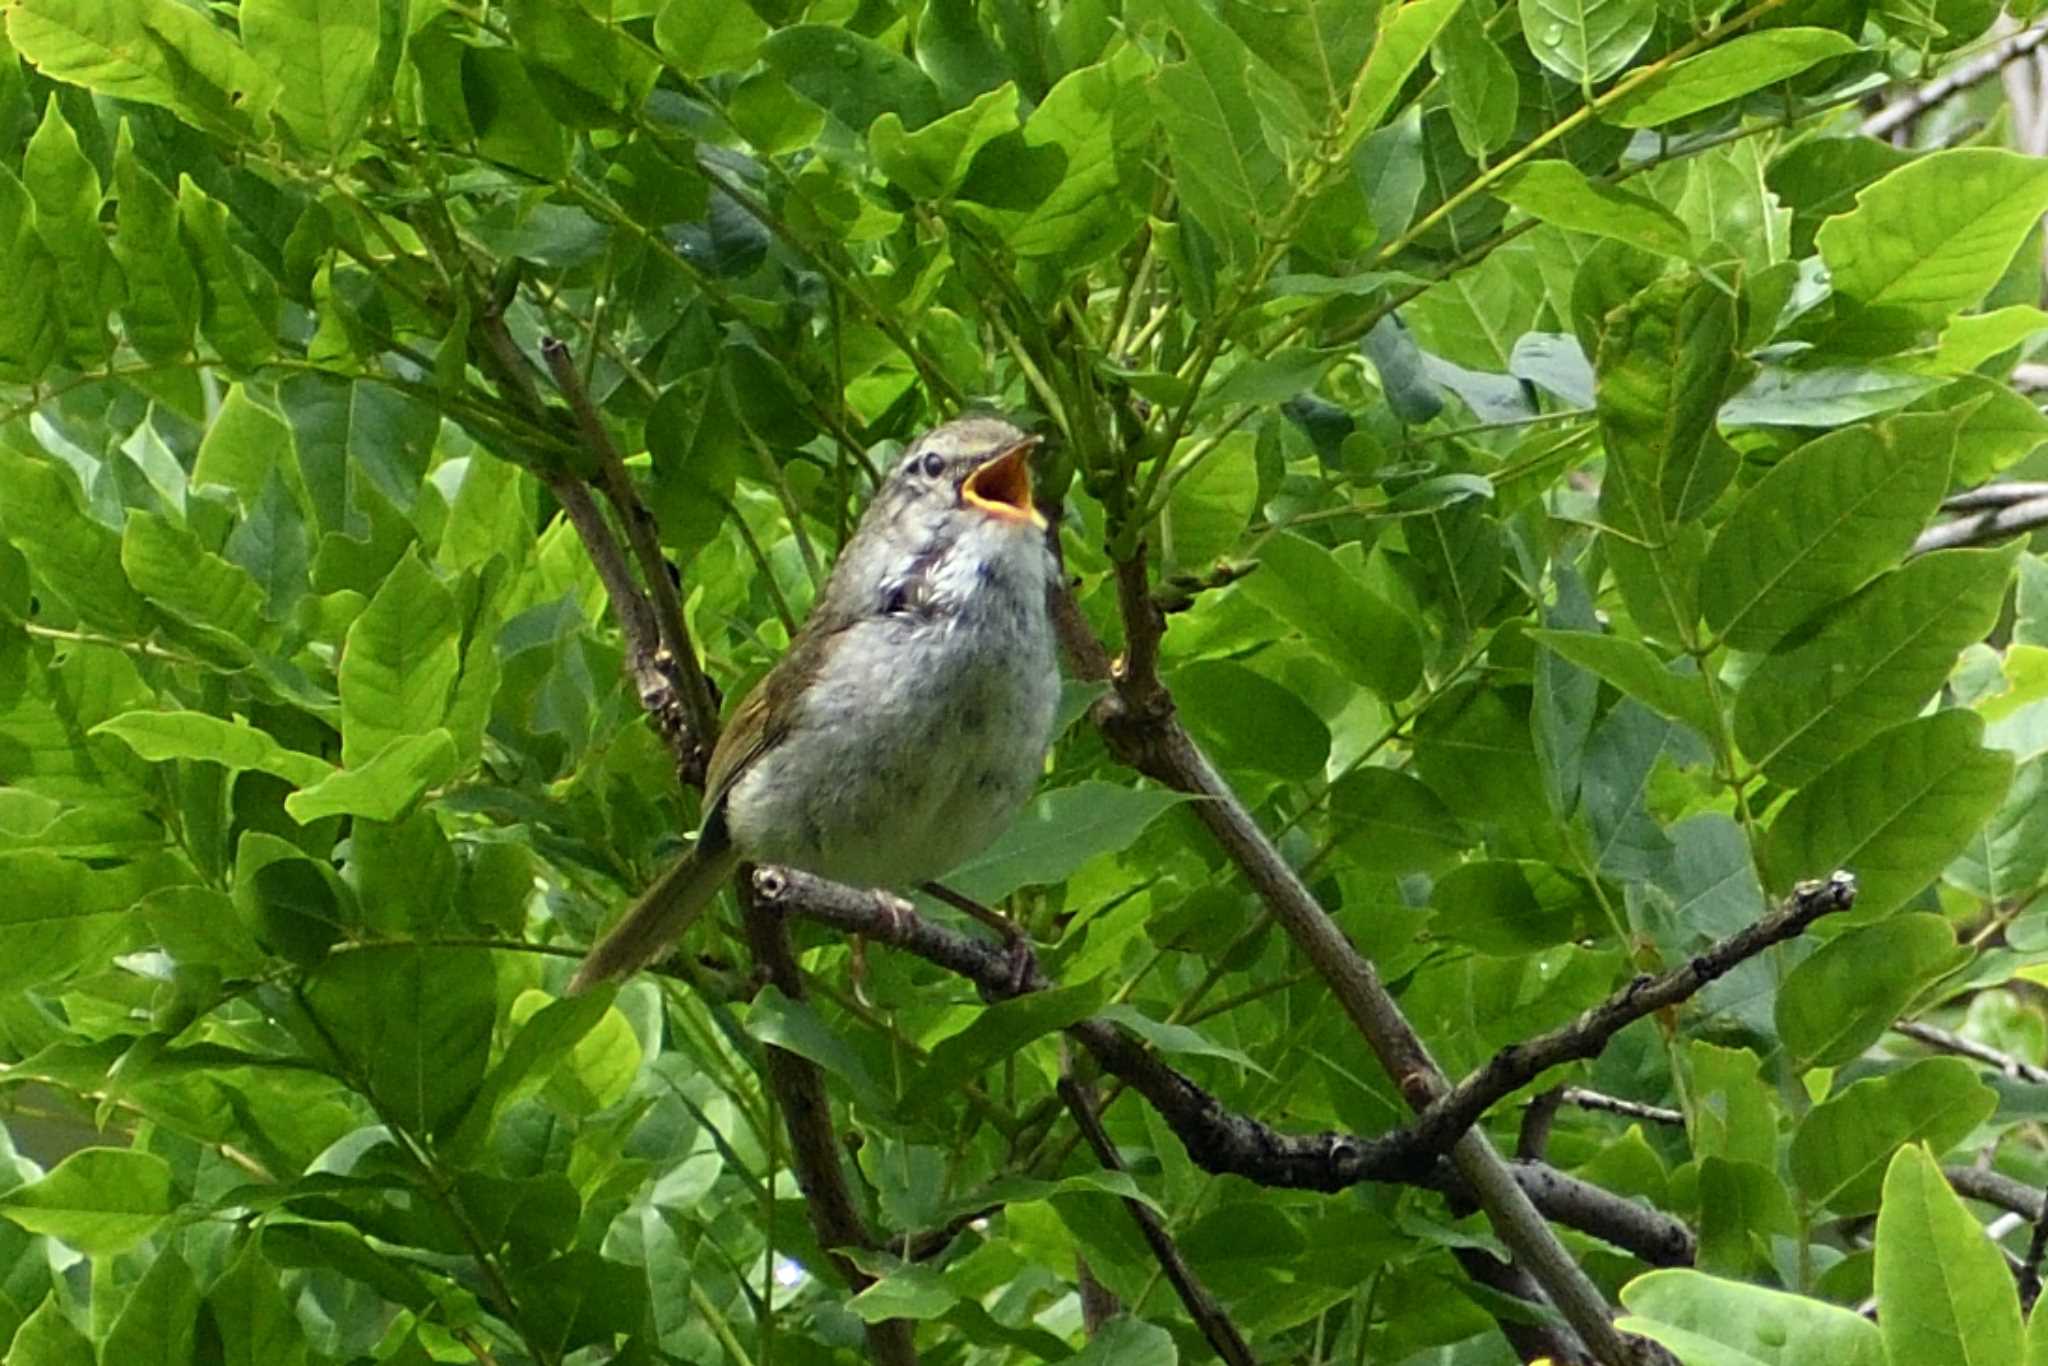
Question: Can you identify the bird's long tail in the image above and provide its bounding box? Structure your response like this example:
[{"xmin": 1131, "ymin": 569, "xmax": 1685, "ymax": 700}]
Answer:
[{"xmin": 569, "ymin": 827, "xmax": 742, "ymax": 994}]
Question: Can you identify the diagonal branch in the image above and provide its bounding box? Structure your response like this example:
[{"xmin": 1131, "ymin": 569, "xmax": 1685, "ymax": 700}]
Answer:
[
  {"xmin": 748, "ymin": 867, "xmax": 1699, "ymax": 1271},
  {"xmin": 1056, "ymin": 1076, "xmax": 1258, "ymax": 1366},
  {"xmin": 1406, "ymin": 873, "xmax": 1859, "ymax": 1156},
  {"xmin": 540, "ymin": 336, "xmax": 722, "ymax": 782},
  {"xmin": 1863, "ymin": 18, "xmax": 2048, "ymax": 140},
  {"xmin": 1086, "ymin": 700, "xmax": 1636, "ymax": 1362}
]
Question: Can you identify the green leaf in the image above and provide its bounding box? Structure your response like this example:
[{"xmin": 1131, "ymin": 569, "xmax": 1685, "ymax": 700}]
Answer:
[
  {"xmin": 5, "ymin": 1297, "xmax": 93, "ymax": 1366},
  {"xmin": 24, "ymin": 95, "xmax": 121, "ymax": 367},
  {"xmin": 1239, "ymin": 533, "xmax": 1421, "ymax": 701},
  {"xmin": 0, "ymin": 451, "xmax": 147, "ymax": 633},
  {"xmin": 1721, "ymin": 364, "xmax": 1943, "ymax": 427},
  {"xmin": 192, "ymin": 383, "xmax": 294, "ymax": 500},
  {"xmin": 746, "ymin": 986, "xmax": 892, "ymax": 1113},
  {"xmin": 1876, "ymin": 1145, "xmax": 2025, "ymax": 1366},
  {"xmin": 337, "ymin": 547, "xmax": 460, "ymax": 768},
  {"xmin": 240, "ymin": 0, "xmax": 381, "ymax": 155},
  {"xmin": 906, "ymin": 978, "xmax": 1112, "ymax": 1111},
  {"xmin": 1617, "ymin": 1268, "xmax": 1884, "ymax": 1366},
  {"xmin": 1526, "ymin": 630, "xmax": 1719, "ymax": 737},
  {"xmin": 1764, "ymin": 711, "xmax": 2012, "ymax": 921},
  {"xmin": 112, "ymin": 121, "xmax": 198, "ymax": 362},
  {"xmin": 1097, "ymin": 1003, "xmax": 1273, "ymax": 1077},
  {"xmin": 1819, "ymin": 149, "xmax": 2048, "ymax": 353},
  {"xmin": 849, "ymin": 1264, "xmax": 959, "ymax": 1322},
  {"xmin": 206, "ymin": 1235, "xmax": 307, "ymax": 1366},
  {"xmin": 1596, "ymin": 274, "xmax": 1741, "ymax": 555},
  {"xmin": 1070, "ymin": 1318, "xmax": 1177, "ymax": 1365},
  {"xmin": 237, "ymin": 839, "xmax": 345, "ymax": 965},
  {"xmin": 1519, "ymin": 0, "xmax": 1656, "ymax": 85},
  {"xmin": 1946, "ymin": 754, "xmax": 2048, "ymax": 902},
  {"xmin": 284, "ymin": 729, "xmax": 459, "ymax": 823},
  {"xmin": 102, "ymin": 1246, "xmax": 201, "ymax": 1366},
  {"xmin": 1943, "ymin": 375, "xmax": 2048, "ymax": 485},
  {"xmin": 1777, "ymin": 915, "xmax": 1964, "ymax": 1068},
  {"xmin": 122, "ymin": 509, "xmax": 270, "ymax": 657},
  {"xmin": 1605, "ymin": 29, "xmax": 1858, "ymax": 127},
  {"xmin": 461, "ymin": 44, "xmax": 568, "ymax": 179},
  {"xmin": 93, "ymin": 710, "xmax": 333, "ymax": 787},
  {"xmin": 1429, "ymin": 860, "xmax": 1578, "ymax": 953},
  {"xmin": 1148, "ymin": 0, "xmax": 1288, "ymax": 262},
  {"xmin": 6, "ymin": 0, "xmax": 280, "ymax": 141},
  {"xmin": 447, "ymin": 990, "xmax": 614, "ymax": 1159},
  {"xmin": 654, "ymin": 0, "xmax": 768, "ymax": 75},
  {"xmin": 1788, "ymin": 1057, "xmax": 1996, "ymax": 1213},
  {"xmin": 299, "ymin": 944, "xmax": 496, "ymax": 1137},
  {"xmin": 948, "ymin": 782, "xmax": 1191, "ymax": 902},
  {"xmin": 504, "ymin": 0, "xmax": 658, "ymax": 126},
  {"xmin": 1689, "ymin": 1041, "xmax": 1779, "ymax": 1170},
  {"xmin": 1434, "ymin": 6, "xmax": 1517, "ymax": 157},
  {"xmin": 0, "ymin": 1148, "xmax": 173, "ymax": 1255},
  {"xmin": 1350, "ymin": 0, "xmax": 1466, "ymax": 142},
  {"xmin": 872, "ymin": 84, "xmax": 1020, "ymax": 199},
  {"xmin": 1326, "ymin": 766, "xmax": 1468, "ymax": 875},
  {"xmin": 967, "ymin": 48, "xmax": 1148, "ymax": 264},
  {"xmin": 1497, "ymin": 160, "xmax": 1693, "ymax": 259},
  {"xmin": 1171, "ymin": 659, "xmax": 1331, "ymax": 781},
  {"xmin": 1696, "ymin": 1156, "xmax": 1798, "ymax": 1278},
  {"xmin": 1702, "ymin": 412, "xmax": 1960, "ymax": 653},
  {"xmin": 0, "ymin": 160, "xmax": 60, "ymax": 383},
  {"xmin": 1160, "ymin": 432, "xmax": 1257, "ymax": 575},
  {"xmin": 1924, "ymin": 304, "xmax": 2048, "ymax": 375},
  {"xmin": 1735, "ymin": 547, "xmax": 2018, "ymax": 785},
  {"xmin": 177, "ymin": 175, "xmax": 279, "ymax": 368},
  {"xmin": 760, "ymin": 24, "xmax": 941, "ymax": 132}
]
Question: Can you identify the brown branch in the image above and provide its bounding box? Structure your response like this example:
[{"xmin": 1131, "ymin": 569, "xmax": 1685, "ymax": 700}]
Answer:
[
  {"xmin": 1863, "ymin": 18, "xmax": 2048, "ymax": 139},
  {"xmin": 1519, "ymin": 1087, "xmax": 1566, "ymax": 1161},
  {"xmin": 1407, "ymin": 874, "xmax": 1858, "ymax": 1156},
  {"xmin": 1084, "ymin": 705, "xmax": 1647, "ymax": 1362},
  {"xmin": 1057, "ymin": 1076, "xmax": 1258, "ymax": 1366},
  {"xmin": 748, "ymin": 867, "xmax": 1699, "ymax": 1270},
  {"xmin": 1946, "ymin": 1163, "xmax": 2045, "ymax": 1219},
  {"xmin": 1896, "ymin": 1019, "xmax": 2048, "ymax": 1084},
  {"xmin": 738, "ymin": 876, "xmax": 917, "ymax": 1366},
  {"xmin": 540, "ymin": 336, "xmax": 721, "ymax": 783},
  {"xmin": 1451, "ymin": 1248, "xmax": 1596, "ymax": 1365}
]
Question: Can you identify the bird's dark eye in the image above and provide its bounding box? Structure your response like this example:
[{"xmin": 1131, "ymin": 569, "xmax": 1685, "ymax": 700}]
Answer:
[{"xmin": 920, "ymin": 451, "xmax": 946, "ymax": 478}]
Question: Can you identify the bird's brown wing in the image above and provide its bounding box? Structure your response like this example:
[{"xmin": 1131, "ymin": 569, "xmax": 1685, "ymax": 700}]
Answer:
[{"xmin": 697, "ymin": 606, "xmax": 856, "ymax": 821}]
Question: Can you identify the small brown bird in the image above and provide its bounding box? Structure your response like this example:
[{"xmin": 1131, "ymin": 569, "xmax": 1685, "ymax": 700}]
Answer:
[{"xmin": 570, "ymin": 416, "xmax": 1059, "ymax": 992}]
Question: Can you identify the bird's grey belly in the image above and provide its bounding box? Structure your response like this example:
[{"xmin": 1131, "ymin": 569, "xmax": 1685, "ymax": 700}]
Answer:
[{"xmin": 722, "ymin": 610, "xmax": 1057, "ymax": 889}]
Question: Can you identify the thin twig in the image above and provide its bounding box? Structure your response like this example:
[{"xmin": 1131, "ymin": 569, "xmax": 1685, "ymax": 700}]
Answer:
[
  {"xmin": 1863, "ymin": 18, "xmax": 2048, "ymax": 139},
  {"xmin": 1408, "ymin": 874, "xmax": 1858, "ymax": 1156},
  {"xmin": 1895, "ymin": 1019, "xmax": 2048, "ymax": 1084},
  {"xmin": 1910, "ymin": 495, "xmax": 2048, "ymax": 556},
  {"xmin": 1057, "ymin": 1076, "xmax": 1259, "ymax": 1366},
  {"xmin": 1943, "ymin": 481, "xmax": 2048, "ymax": 511},
  {"xmin": 1559, "ymin": 1087, "xmax": 1685, "ymax": 1127}
]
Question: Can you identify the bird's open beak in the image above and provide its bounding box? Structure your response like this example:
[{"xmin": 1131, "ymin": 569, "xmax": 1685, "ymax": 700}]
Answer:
[{"xmin": 962, "ymin": 435, "xmax": 1045, "ymax": 528}]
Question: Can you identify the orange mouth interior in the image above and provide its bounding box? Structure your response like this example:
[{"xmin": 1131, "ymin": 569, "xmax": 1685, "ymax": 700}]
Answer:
[{"xmin": 962, "ymin": 437, "xmax": 1044, "ymax": 527}]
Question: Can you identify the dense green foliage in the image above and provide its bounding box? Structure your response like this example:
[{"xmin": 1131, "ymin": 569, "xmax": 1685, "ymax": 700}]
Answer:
[{"xmin": 4, "ymin": 0, "xmax": 2048, "ymax": 1362}]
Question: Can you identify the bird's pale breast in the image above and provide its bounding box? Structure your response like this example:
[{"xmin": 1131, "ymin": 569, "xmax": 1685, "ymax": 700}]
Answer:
[{"xmin": 722, "ymin": 522, "xmax": 1057, "ymax": 889}]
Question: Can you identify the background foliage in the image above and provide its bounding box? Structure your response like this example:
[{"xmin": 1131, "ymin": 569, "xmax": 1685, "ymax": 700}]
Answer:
[{"xmin": 5, "ymin": 0, "xmax": 2048, "ymax": 1362}]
